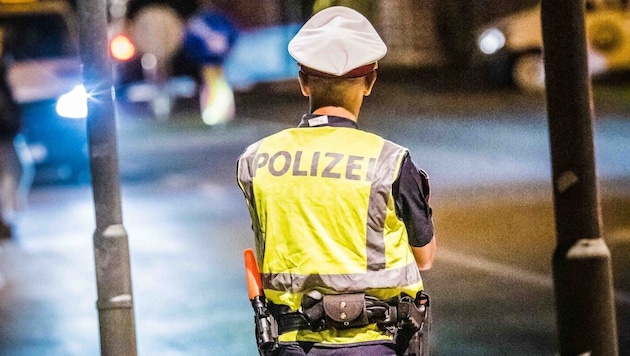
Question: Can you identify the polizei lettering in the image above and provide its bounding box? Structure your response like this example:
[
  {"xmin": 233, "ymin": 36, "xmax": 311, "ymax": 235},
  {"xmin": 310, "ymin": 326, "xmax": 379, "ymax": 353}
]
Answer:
[{"xmin": 252, "ymin": 151, "xmax": 377, "ymax": 181}]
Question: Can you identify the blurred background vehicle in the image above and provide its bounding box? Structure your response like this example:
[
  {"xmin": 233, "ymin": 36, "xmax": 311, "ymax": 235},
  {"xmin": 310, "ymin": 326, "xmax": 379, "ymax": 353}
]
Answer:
[
  {"xmin": 475, "ymin": 0, "xmax": 630, "ymax": 91},
  {"xmin": 1, "ymin": 0, "xmax": 88, "ymax": 184}
]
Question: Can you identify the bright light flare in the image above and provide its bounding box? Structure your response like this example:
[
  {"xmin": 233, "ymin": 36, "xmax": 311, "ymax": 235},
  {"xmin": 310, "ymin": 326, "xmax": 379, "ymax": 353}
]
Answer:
[
  {"xmin": 478, "ymin": 28, "xmax": 506, "ymax": 55},
  {"xmin": 56, "ymin": 85, "xmax": 88, "ymax": 119},
  {"xmin": 110, "ymin": 34, "xmax": 136, "ymax": 61}
]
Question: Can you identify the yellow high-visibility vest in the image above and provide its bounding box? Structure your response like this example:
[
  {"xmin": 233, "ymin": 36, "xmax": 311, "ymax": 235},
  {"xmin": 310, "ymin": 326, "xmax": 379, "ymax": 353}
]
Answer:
[{"xmin": 237, "ymin": 126, "xmax": 423, "ymax": 344}]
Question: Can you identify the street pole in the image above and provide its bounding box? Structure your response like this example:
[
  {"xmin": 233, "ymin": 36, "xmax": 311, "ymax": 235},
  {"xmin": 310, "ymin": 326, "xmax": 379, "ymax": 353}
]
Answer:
[
  {"xmin": 541, "ymin": 1, "xmax": 618, "ymax": 355},
  {"xmin": 77, "ymin": 0, "xmax": 138, "ymax": 355}
]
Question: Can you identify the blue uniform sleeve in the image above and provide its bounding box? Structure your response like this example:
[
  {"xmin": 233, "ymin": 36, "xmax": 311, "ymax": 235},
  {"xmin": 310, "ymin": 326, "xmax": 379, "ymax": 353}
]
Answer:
[
  {"xmin": 182, "ymin": 10, "xmax": 239, "ymax": 66},
  {"xmin": 392, "ymin": 154, "xmax": 434, "ymax": 247}
]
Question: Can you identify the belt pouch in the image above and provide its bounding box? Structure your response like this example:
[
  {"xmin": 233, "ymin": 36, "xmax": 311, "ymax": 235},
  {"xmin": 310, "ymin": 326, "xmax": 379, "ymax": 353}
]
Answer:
[{"xmin": 322, "ymin": 293, "xmax": 369, "ymax": 330}]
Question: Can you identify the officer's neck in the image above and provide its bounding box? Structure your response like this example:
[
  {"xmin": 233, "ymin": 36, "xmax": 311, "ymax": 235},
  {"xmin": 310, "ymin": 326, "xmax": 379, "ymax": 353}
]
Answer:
[{"xmin": 312, "ymin": 106, "xmax": 357, "ymax": 122}]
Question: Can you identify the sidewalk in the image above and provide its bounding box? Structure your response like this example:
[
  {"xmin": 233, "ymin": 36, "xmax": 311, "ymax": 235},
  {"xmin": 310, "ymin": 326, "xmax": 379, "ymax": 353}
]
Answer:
[{"xmin": 0, "ymin": 180, "xmax": 260, "ymax": 356}]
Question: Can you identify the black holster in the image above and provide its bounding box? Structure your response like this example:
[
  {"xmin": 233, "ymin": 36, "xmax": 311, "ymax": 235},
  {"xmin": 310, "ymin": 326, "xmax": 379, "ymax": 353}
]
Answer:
[
  {"xmin": 395, "ymin": 292, "xmax": 431, "ymax": 356},
  {"xmin": 251, "ymin": 296, "xmax": 278, "ymax": 356}
]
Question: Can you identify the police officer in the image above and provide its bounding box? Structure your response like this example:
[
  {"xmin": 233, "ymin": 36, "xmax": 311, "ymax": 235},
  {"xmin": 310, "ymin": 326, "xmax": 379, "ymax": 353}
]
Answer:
[{"xmin": 237, "ymin": 7, "xmax": 435, "ymax": 356}]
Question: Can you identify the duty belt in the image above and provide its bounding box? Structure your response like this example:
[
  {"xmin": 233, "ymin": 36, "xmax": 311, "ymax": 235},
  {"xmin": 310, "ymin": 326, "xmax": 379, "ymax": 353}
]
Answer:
[{"xmin": 270, "ymin": 291, "xmax": 429, "ymax": 335}]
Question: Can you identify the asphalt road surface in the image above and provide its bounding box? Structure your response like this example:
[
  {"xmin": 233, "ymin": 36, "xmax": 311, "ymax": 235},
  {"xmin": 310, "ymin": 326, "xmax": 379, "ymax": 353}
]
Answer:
[{"xmin": 1, "ymin": 71, "xmax": 629, "ymax": 355}]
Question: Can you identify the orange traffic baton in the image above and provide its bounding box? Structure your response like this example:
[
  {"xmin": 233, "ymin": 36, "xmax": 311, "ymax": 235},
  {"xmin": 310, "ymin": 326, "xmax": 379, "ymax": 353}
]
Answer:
[{"xmin": 243, "ymin": 249, "xmax": 276, "ymax": 354}]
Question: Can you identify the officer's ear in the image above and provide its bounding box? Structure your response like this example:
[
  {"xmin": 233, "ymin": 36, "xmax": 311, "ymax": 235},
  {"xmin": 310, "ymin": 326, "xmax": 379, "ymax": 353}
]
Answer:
[
  {"xmin": 363, "ymin": 71, "xmax": 377, "ymax": 96},
  {"xmin": 298, "ymin": 71, "xmax": 310, "ymax": 97}
]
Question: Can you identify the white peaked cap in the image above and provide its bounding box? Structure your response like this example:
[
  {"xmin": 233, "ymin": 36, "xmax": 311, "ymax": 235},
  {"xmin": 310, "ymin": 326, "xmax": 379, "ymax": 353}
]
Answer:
[{"xmin": 288, "ymin": 6, "xmax": 387, "ymax": 77}]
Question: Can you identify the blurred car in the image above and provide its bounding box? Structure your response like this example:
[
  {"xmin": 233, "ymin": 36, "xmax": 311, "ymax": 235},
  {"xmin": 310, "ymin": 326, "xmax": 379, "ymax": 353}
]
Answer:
[
  {"xmin": 2, "ymin": 0, "xmax": 88, "ymax": 184},
  {"xmin": 475, "ymin": 1, "xmax": 630, "ymax": 91}
]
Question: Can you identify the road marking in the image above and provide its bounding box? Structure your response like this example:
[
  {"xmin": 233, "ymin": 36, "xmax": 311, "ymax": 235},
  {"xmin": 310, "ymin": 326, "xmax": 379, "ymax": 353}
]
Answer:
[{"xmin": 438, "ymin": 248, "xmax": 630, "ymax": 305}]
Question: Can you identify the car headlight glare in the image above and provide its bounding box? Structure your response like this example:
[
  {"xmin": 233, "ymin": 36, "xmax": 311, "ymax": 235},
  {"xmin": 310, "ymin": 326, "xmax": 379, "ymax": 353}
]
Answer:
[
  {"xmin": 478, "ymin": 28, "xmax": 506, "ymax": 55},
  {"xmin": 56, "ymin": 85, "xmax": 88, "ymax": 119}
]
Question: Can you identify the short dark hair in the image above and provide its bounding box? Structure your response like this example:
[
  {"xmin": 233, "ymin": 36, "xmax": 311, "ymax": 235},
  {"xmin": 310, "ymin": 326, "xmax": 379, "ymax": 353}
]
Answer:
[{"xmin": 307, "ymin": 75, "xmax": 365, "ymax": 108}]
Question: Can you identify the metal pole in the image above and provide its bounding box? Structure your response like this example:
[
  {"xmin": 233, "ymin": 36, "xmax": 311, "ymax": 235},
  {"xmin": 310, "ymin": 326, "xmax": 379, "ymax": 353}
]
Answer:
[
  {"xmin": 541, "ymin": 1, "xmax": 618, "ymax": 355},
  {"xmin": 77, "ymin": 0, "xmax": 138, "ymax": 355}
]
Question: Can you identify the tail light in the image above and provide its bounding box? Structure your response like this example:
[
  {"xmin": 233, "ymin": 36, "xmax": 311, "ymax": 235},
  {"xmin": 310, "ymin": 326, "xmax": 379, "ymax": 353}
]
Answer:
[{"xmin": 110, "ymin": 34, "xmax": 136, "ymax": 61}]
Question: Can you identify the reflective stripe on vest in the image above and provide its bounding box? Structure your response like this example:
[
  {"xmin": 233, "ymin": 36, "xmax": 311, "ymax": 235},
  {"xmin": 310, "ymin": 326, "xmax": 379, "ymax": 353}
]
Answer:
[{"xmin": 237, "ymin": 127, "xmax": 423, "ymax": 312}]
